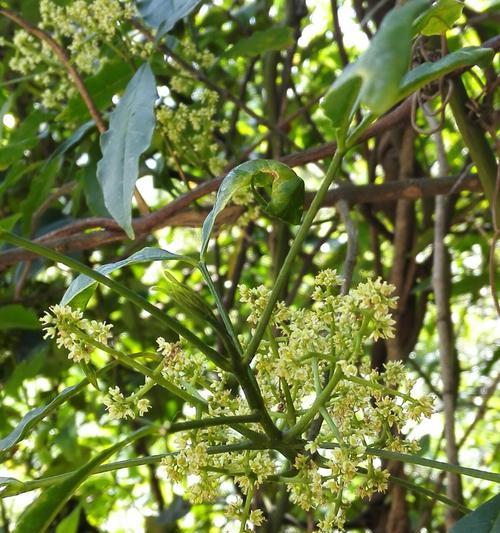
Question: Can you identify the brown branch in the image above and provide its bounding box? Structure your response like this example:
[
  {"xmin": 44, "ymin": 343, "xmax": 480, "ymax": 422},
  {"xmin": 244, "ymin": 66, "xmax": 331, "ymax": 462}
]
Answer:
[
  {"xmin": 428, "ymin": 107, "xmax": 463, "ymax": 524},
  {"xmin": 330, "ymin": 0, "xmax": 349, "ymax": 67},
  {"xmin": 0, "ymin": 175, "xmax": 482, "ymax": 270}
]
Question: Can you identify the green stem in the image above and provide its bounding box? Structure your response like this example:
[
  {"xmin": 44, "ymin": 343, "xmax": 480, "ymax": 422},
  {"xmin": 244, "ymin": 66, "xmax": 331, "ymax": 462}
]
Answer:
[
  {"xmin": 367, "ymin": 447, "xmax": 500, "ymax": 484},
  {"xmin": 68, "ymin": 325, "xmax": 206, "ymax": 407},
  {"xmin": 285, "ymin": 365, "xmax": 344, "ymax": 441},
  {"xmin": 131, "ymin": 360, "xmax": 165, "ymax": 401},
  {"xmin": 199, "ymin": 261, "xmax": 243, "ymax": 357},
  {"xmin": 312, "ymin": 356, "xmax": 344, "ymax": 446},
  {"xmin": 188, "ymin": 263, "xmax": 278, "ymax": 442},
  {"xmin": 319, "ymin": 442, "xmax": 500, "ymax": 483},
  {"xmin": 243, "ymin": 149, "xmax": 345, "ymax": 366},
  {"xmin": 3, "ymin": 440, "xmax": 302, "ymax": 497},
  {"xmin": 345, "ymin": 374, "xmax": 419, "ymax": 404},
  {"xmin": 281, "ymin": 378, "xmax": 297, "ymax": 427},
  {"xmin": 0, "ymin": 230, "xmax": 229, "ymax": 371},
  {"xmin": 232, "ymin": 360, "xmax": 282, "ymax": 441},
  {"xmin": 240, "ymin": 483, "xmax": 254, "ymax": 532},
  {"xmin": 169, "ymin": 414, "xmax": 261, "ymax": 433}
]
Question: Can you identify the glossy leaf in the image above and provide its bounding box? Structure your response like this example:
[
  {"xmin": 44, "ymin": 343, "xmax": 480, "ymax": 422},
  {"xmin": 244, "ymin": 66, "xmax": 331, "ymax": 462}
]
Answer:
[
  {"xmin": 414, "ymin": 0, "xmax": 464, "ymax": 36},
  {"xmin": 0, "ymin": 304, "xmax": 40, "ymax": 330},
  {"xmin": 61, "ymin": 247, "xmax": 194, "ymax": 307},
  {"xmin": 226, "ymin": 26, "xmax": 294, "ymax": 58},
  {"xmin": 96, "ymin": 63, "xmax": 157, "ymax": 238},
  {"xmin": 200, "ymin": 160, "xmax": 304, "ymax": 260},
  {"xmin": 356, "ymin": 0, "xmax": 428, "ymax": 114},
  {"xmin": 137, "ymin": 0, "xmax": 201, "ymax": 35},
  {"xmin": 398, "ymin": 47, "xmax": 494, "ymax": 100},
  {"xmin": 450, "ymin": 494, "xmax": 500, "ymax": 533},
  {"xmin": 14, "ymin": 426, "xmax": 152, "ymax": 533},
  {"xmin": 323, "ymin": 0, "xmax": 428, "ymax": 119}
]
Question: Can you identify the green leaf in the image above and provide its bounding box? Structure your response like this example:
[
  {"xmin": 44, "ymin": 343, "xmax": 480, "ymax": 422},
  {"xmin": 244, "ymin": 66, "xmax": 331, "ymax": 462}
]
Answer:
[
  {"xmin": 82, "ymin": 160, "xmax": 110, "ymax": 217},
  {"xmin": 0, "ymin": 384, "xmax": 83, "ymax": 458},
  {"xmin": 0, "ymin": 110, "xmax": 47, "ymax": 170},
  {"xmin": 450, "ymin": 494, "xmax": 500, "ymax": 533},
  {"xmin": 200, "ymin": 160, "xmax": 304, "ymax": 260},
  {"xmin": 356, "ymin": 0, "xmax": 428, "ymax": 114},
  {"xmin": 323, "ymin": 0, "xmax": 428, "ymax": 118},
  {"xmin": 96, "ymin": 63, "xmax": 157, "ymax": 238},
  {"xmin": 226, "ymin": 27, "xmax": 294, "ymax": 58},
  {"xmin": 14, "ymin": 426, "xmax": 153, "ymax": 533},
  {"xmin": 61, "ymin": 247, "xmax": 194, "ymax": 307},
  {"xmin": 321, "ymin": 75, "xmax": 362, "ymax": 131},
  {"xmin": 78, "ymin": 360, "xmax": 100, "ymax": 391},
  {"xmin": 55, "ymin": 505, "xmax": 81, "ymax": 533},
  {"xmin": 0, "ymin": 213, "xmax": 21, "ymax": 232},
  {"xmin": 137, "ymin": 0, "xmax": 201, "ymax": 35},
  {"xmin": 49, "ymin": 120, "xmax": 95, "ymax": 162},
  {"xmin": 58, "ymin": 61, "xmax": 132, "ymax": 123},
  {"xmin": 0, "ymin": 477, "xmax": 23, "ymax": 498},
  {"xmin": 398, "ymin": 47, "xmax": 495, "ymax": 100},
  {"xmin": 414, "ymin": 0, "xmax": 464, "ymax": 36},
  {"xmin": 19, "ymin": 158, "xmax": 62, "ymax": 234},
  {"xmin": 0, "ymin": 304, "xmax": 40, "ymax": 330}
]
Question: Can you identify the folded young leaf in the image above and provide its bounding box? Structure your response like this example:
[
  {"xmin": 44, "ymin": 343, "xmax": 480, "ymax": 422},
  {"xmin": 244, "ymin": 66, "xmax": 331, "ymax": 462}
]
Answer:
[{"xmin": 200, "ymin": 160, "xmax": 304, "ymax": 261}]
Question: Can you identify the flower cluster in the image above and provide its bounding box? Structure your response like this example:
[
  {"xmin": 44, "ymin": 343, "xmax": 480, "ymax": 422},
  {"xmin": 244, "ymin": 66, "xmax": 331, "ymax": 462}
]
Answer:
[
  {"xmin": 103, "ymin": 386, "xmax": 151, "ymax": 420},
  {"xmin": 157, "ymin": 337, "xmax": 207, "ymax": 388},
  {"xmin": 41, "ymin": 304, "xmax": 112, "ymax": 363},
  {"xmin": 157, "ymin": 85, "xmax": 228, "ymax": 175},
  {"xmin": 42, "ymin": 271, "xmax": 434, "ymax": 531},
  {"xmin": 7, "ymin": 0, "xmax": 135, "ymax": 109},
  {"xmin": 160, "ymin": 272, "xmax": 433, "ymax": 529}
]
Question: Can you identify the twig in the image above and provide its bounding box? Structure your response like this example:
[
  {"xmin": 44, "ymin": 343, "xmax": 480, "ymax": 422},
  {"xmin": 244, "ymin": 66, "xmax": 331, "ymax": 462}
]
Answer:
[{"xmin": 330, "ymin": 0, "xmax": 349, "ymax": 67}]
